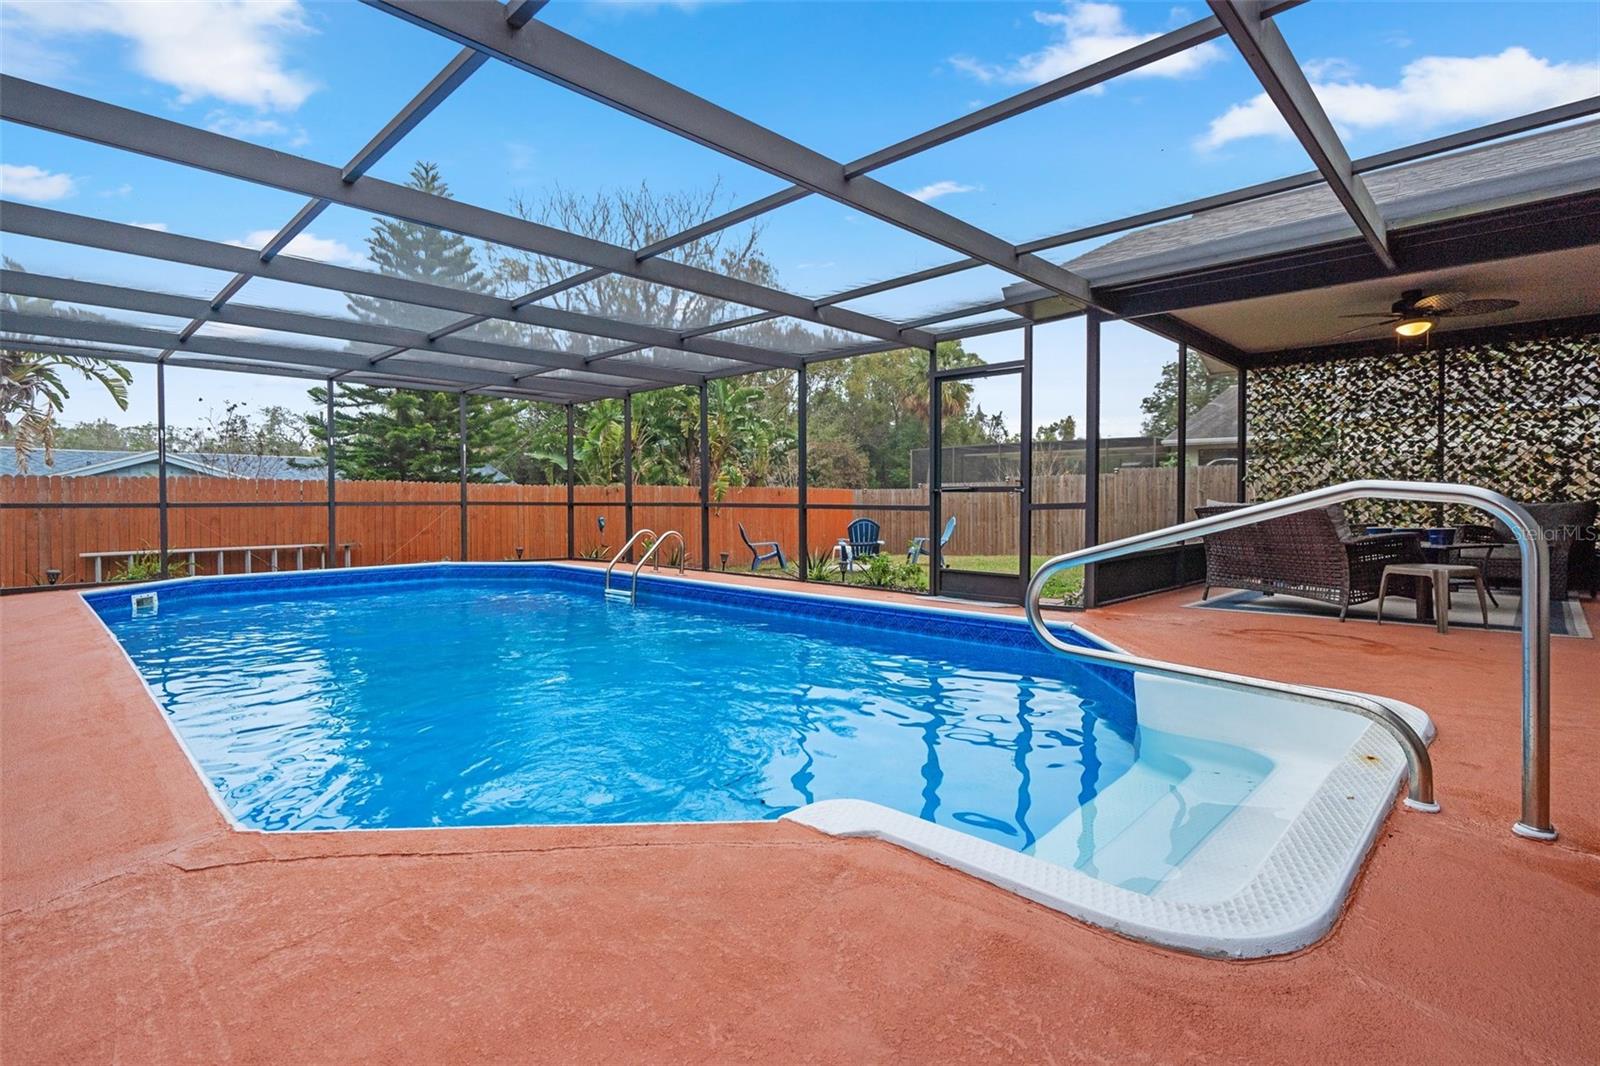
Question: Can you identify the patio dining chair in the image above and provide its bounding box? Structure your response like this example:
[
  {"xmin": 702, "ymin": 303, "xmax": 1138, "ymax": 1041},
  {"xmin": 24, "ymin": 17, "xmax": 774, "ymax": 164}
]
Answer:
[
  {"xmin": 907, "ymin": 515, "xmax": 957, "ymax": 565},
  {"xmin": 737, "ymin": 523, "xmax": 786, "ymax": 571},
  {"xmin": 1457, "ymin": 499, "xmax": 1597, "ymax": 601},
  {"xmin": 1195, "ymin": 502, "xmax": 1423, "ymax": 620},
  {"xmin": 837, "ymin": 517, "xmax": 885, "ymax": 572}
]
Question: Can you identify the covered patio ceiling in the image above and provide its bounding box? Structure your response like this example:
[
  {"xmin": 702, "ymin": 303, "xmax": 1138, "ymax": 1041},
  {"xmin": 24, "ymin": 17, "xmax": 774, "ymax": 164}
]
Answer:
[{"xmin": 2, "ymin": 0, "xmax": 1597, "ymax": 400}]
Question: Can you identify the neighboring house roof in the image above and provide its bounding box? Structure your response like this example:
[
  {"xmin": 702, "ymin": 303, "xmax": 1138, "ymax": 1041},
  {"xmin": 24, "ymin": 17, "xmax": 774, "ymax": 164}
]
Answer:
[
  {"xmin": 0, "ymin": 448, "xmax": 328, "ymax": 479},
  {"xmin": 0, "ymin": 447, "xmax": 512, "ymax": 482},
  {"xmin": 1162, "ymin": 385, "xmax": 1239, "ymax": 447},
  {"xmin": 1005, "ymin": 120, "xmax": 1600, "ymax": 300}
]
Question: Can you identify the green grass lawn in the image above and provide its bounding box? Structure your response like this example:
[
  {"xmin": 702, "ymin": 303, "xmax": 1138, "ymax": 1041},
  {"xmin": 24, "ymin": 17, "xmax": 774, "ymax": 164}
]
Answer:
[
  {"xmin": 795, "ymin": 550, "xmax": 1083, "ymax": 602},
  {"xmin": 937, "ymin": 554, "xmax": 1084, "ymax": 602}
]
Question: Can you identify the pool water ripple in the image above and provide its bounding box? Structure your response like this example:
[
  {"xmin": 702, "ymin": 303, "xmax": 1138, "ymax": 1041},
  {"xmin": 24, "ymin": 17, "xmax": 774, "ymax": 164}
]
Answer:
[{"xmin": 102, "ymin": 575, "xmax": 1146, "ymax": 844}]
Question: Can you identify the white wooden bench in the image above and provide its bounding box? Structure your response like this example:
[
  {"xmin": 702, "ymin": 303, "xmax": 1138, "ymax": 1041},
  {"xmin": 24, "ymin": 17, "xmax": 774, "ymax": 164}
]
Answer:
[{"xmin": 81, "ymin": 542, "xmax": 356, "ymax": 582}]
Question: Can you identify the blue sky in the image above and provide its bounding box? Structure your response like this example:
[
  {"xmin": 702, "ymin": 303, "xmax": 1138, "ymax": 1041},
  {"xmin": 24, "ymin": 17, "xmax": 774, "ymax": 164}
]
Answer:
[{"xmin": 2, "ymin": 0, "xmax": 1597, "ymax": 432}]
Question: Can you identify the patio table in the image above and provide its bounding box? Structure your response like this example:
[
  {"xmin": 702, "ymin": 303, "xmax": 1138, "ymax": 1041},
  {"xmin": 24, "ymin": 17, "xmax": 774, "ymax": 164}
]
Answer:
[
  {"xmin": 1421, "ymin": 540, "xmax": 1505, "ymax": 606},
  {"xmin": 1377, "ymin": 562, "xmax": 1491, "ymax": 634}
]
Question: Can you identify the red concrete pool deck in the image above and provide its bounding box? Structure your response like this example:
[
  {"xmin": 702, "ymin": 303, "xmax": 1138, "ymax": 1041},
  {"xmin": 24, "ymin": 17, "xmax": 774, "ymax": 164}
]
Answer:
[{"xmin": 3, "ymin": 574, "xmax": 1597, "ymax": 1065}]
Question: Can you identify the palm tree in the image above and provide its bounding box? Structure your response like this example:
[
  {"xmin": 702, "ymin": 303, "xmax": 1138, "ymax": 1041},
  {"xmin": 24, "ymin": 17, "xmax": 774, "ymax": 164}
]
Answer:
[
  {"xmin": 572, "ymin": 398, "xmax": 625, "ymax": 484},
  {"xmin": 2, "ymin": 262, "xmax": 131, "ymax": 471},
  {"xmin": 704, "ymin": 378, "xmax": 774, "ymax": 498}
]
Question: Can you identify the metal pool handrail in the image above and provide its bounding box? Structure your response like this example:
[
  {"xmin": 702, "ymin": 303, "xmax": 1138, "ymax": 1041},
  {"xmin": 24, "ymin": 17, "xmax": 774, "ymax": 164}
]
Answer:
[
  {"xmin": 604, "ymin": 528, "xmax": 656, "ymax": 598},
  {"xmin": 1025, "ymin": 480, "xmax": 1556, "ymax": 841},
  {"xmin": 628, "ymin": 529, "xmax": 685, "ymax": 603}
]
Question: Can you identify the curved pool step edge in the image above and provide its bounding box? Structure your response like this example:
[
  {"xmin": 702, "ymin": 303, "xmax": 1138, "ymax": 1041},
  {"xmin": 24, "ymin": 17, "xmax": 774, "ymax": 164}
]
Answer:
[{"xmin": 784, "ymin": 694, "xmax": 1435, "ymax": 960}]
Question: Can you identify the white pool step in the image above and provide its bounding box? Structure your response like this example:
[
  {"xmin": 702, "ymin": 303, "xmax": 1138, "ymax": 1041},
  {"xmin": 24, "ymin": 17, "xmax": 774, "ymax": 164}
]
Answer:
[{"xmin": 1028, "ymin": 732, "xmax": 1268, "ymax": 894}]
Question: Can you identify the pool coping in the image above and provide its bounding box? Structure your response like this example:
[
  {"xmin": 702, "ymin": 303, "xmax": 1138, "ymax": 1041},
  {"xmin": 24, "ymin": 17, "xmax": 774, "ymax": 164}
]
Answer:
[{"xmin": 80, "ymin": 561, "xmax": 1435, "ymax": 958}]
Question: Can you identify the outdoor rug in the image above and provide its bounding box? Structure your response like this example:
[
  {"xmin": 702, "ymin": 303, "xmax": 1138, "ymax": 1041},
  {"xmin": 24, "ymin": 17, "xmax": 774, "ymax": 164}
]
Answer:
[{"xmin": 1187, "ymin": 588, "xmax": 1592, "ymax": 639}]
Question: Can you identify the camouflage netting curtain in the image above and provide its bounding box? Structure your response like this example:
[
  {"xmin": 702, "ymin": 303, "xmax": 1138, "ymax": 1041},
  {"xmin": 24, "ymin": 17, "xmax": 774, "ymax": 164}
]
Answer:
[{"xmin": 1247, "ymin": 330, "xmax": 1600, "ymax": 526}]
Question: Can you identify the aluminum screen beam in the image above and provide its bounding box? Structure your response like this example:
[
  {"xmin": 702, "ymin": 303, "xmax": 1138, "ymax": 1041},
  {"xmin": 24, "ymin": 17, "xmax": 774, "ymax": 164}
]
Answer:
[
  {"xmin": 0, "ymin": 310, "xmax": 629, "ymax": 398},
  {"xmin": 0, "ymin": 267, "xmax": 698, "ymax": 388},
  {"xmin": 1207, "ymin": 0, "xmax": 1394, "ymax": 271},
  {"xmin": 0, "ymin": 339, "xmax": 325, "ymax": 383},
  {"xmin": 844, "ymin": 2, "xmax": 1295, "ymax": 177},
  {"xmin": 0, "ymin": 339, "xmax": 512, "ymax": 396},
  {"xmin": 0, "ymin": 203, "xmax": 802, "ymax": 373},
  {"xmin": 0, "ymin": 269, "xmax": 691, "ymax": 390},
  {"xmin": 364, "ymin": 1, "xmax": 1095, "ymax": 309},
  {"xmin": 342, "ymin": 48, "xmax": 488, "ymax": 184},
  {"xmin": 0, "ymin": 76, "xmax": 923, "ymax": 350},
  {"xmin": 739, "ymin": 97, "xmax": 1600, "ymax": 336},
  {"xmin": 0, "ymin": 315, "xmax": 622, "ymax": 400},
  {"xmin": 1021, "ymin": 96, "xmax": 1600, "ymax": 263},
  {"xmin": 380, "ymin": 179, "xmax": 824, "ymax": 365},
  {"xmin": 503, "ymin": 0, "xmax": 548, "ymax": 29},
  {"xmin": 399, "ymin": 1, "xmax": 1313, "ymax": 368},
  {"xmin": 167, "ymin": 47, "xmax": 491, "ymax": 352}
]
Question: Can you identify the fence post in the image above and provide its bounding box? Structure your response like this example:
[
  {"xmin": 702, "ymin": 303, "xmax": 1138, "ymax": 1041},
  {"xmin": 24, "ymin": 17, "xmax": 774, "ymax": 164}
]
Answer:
[
  {"xmin": 927, "ymin": 346, "xmax": 941, "ymax": 598},
  {"xmin": 1175, "ymin": 342, "xmax": 1189, "ymax": 588},
  {"xmin": 1083, "ymin": 311, "xmax": 1102, "ymax": 607},
  {"xmin": 699, "ymin": 381, "xmax": 711, "ymax": 571},
  {"xmin": 156, "ymin": 360, "xmax": 169, "ymax": 580},
  {"xmin": 623, "ymin": 393, "xmax": 633, "ymax": 555},
  {"xmin": 326, "ymin": 379, "xmax": 337, "ymax": 568},
  {"xmin": 565, "ymin": 404, "xmax": 575, "ymax": 559},
  {"xmin": 458, "ymin": 392, "xmax": 469, "ymax": 562},
  {"xmin": 1019, "ymin": 324, "xmax": 1034, "ymax": 600},
  {"xmin": 1175, "ymin": 343, "xmax": 1188, "ymax": 526},
  {"xmin": 796, "ymin": 365, "xmax": 807, "ymax": 582}
]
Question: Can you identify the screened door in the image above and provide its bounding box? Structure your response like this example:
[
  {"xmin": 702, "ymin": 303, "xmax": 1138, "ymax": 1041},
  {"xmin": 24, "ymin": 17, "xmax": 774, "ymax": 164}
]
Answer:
[{"xmin": 931, "ymin": 360, "xmax": 1029, "ymax": 603}]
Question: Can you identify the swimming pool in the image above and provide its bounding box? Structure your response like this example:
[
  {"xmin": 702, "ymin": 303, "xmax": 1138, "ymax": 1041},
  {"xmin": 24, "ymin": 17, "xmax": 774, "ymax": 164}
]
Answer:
[{"xmin": 85, "ymin": 563, "xmax": 1431, "ymax": 957}]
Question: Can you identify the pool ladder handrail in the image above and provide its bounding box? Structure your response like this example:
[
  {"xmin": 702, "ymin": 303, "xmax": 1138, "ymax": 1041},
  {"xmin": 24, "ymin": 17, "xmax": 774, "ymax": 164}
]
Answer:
[
  {"xmin": 617, "ymin": 530, "xmax": 685, "ymax": 605},
  {"xmin": 603, "ymin": 528, "xmax": 656, "ymax": 600},
  {"xmin": 1025, "ymin": 479, "xmax": 1556, "ymax": 841}
]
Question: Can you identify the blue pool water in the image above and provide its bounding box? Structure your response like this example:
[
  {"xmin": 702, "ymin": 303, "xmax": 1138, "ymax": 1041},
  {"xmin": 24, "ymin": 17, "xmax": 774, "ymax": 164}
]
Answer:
[{"xmin": 89, "ymin": 566, "xmax": 1270, "ymax": 886}]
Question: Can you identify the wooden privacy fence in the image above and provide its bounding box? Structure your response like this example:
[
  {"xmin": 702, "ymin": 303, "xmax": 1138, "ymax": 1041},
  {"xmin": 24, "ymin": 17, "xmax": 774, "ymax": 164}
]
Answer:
[
  {"xmin": 1, "ymin": 467, "xmax": 1233, "ymax": 587},
  {"xmin": 2, "ymin": 477, "xmax": 854, "ymax": 586},
  {"xmin": 850, "ymin": 467, "xmax": 1239, "ymax": 558}
]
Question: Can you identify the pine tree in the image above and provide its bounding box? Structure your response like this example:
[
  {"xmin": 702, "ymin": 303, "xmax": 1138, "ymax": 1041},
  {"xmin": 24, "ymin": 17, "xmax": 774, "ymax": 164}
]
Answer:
[
  {"xmin": 306, "ymin": 384, "xmax": 521, "ymax": 483},
  {"xmin": 347, "ymin": 161, "xmax": 492, "ymax": 330},
  {"xmin": 305, "ymin": 162, "xmax": 519, "ymax": 481}
]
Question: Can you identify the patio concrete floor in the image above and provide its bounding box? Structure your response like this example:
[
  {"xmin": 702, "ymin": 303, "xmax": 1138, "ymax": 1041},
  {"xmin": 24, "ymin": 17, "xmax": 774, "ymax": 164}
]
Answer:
[{"xmin": 3, "ymin": 572, "xmax": 1597, "ymax": 1064}]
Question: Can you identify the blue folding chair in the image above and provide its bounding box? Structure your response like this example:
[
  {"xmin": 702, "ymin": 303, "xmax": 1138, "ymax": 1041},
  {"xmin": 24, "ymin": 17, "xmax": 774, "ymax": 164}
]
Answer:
[
  {"xmin": 836, "ymin": 517, "xmax": 885, "ymax": 572},
  {"xmin": 908, "ymin": 515, "xmax": 956, "ymax": 565},
  {"xmin": 738, "ymin": 523, "xmax": 786, "ymax": 571}
]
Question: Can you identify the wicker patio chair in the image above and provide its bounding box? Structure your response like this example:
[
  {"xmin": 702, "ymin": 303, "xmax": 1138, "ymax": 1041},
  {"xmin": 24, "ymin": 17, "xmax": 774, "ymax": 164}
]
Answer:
[
  {"xmin": 1457, "ymin": 499, "xmax": 1597, "ymax": 601},
  {"xmin": 1195, "ymin": 503, "xmax": 1424, "ymax": 621}
]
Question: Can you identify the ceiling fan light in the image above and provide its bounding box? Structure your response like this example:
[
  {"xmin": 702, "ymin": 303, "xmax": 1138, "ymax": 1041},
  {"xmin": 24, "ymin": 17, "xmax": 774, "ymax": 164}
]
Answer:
[{"xmin": 1394, "ymin": 316, "xmax": 1434, "ymax": 338}]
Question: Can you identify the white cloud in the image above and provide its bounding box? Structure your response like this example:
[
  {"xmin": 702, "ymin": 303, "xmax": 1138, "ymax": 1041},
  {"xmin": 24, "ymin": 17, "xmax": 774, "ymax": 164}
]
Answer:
[
  {"xmin": 1, "ymin": 0, "xmax": 317, "ymax": 110},
  {"xmin": 951, "ymin": 1, "xmax": 1222, "ymax": 86},
  {"xmin": 205, "ymin": 110, "xmax": 309, "ymax": 148},
  {"xmin": 908, "ymin": 180, "xmax": 979, "ymax": 203},
  {"xmin": 132, "ymin": 222, "xmax": 170, "ymax": 232},
  {"xmin": 229, "ymin": 230, "xmax": 366, "ymax": 267},
  {"xmin": 0, "ymin": 163, "xmax": 76, "ymax": 202},
  {"xmin": 1302, "ymin": 57, "xmax": 1359, "ymax": 82},
  {"xmin": 1200, "ymin": 47, "xmax": 1600, "ymax": 150}
]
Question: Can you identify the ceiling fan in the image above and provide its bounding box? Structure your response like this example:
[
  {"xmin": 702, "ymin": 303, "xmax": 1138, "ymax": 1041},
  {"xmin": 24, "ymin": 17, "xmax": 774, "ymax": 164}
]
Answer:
[{"xmin": 1335, "ymin": 288, "xmax": 1520, "ymax": 340}]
